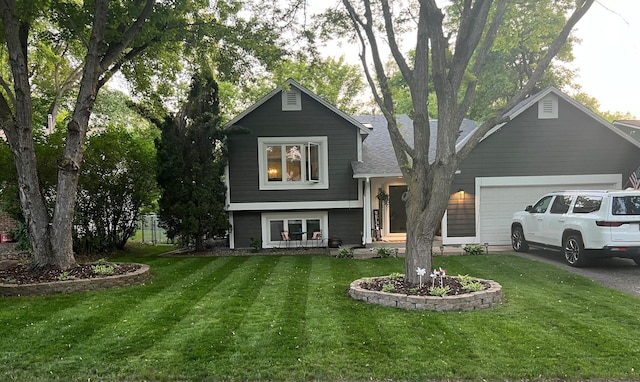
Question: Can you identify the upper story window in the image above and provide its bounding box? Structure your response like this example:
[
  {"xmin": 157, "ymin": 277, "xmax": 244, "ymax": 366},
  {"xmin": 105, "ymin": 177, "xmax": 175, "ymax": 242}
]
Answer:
[{"xmin": 258, "ymin": 136, "xmax": 328, "ymax": 190}]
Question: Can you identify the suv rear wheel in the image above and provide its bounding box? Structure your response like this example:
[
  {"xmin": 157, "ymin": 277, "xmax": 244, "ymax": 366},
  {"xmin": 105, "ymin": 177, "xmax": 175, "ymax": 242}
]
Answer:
[
  {"xmin": 511, "ymin": 226, "xmax": 529, "ymax": 252},
  {"xmin": 564, "ymin": 234, "xmax": 588, "ymax": 267}
]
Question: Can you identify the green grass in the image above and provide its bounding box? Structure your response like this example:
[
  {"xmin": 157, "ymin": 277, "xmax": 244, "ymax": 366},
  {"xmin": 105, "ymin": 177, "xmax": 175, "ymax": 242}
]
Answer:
[{"xmin": 2, "ymin": 253, "xmax": 640, "ymax": 381}]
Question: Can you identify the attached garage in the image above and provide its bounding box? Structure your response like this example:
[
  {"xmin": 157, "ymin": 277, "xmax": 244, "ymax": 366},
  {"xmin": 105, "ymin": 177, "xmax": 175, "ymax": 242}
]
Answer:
[
  {"xmin": 441, "ymin": 87, "xmax": 639, "ymax": 247},
  {"xmin": 476, "ymin": 174, "xmax": 622, "ymax": 245}
]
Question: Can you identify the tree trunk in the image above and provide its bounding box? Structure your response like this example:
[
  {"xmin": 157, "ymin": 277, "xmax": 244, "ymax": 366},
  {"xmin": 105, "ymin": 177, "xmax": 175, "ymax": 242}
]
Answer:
[{"xmin": 403, "ymin": 162, "xmax": 455, "ymax": 284}]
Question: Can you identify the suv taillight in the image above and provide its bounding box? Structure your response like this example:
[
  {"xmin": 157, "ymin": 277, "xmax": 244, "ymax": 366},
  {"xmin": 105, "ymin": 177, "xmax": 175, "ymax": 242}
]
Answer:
[{"xmin": 596, "ymin": 221, "xmax": 625, "ymax": 227}]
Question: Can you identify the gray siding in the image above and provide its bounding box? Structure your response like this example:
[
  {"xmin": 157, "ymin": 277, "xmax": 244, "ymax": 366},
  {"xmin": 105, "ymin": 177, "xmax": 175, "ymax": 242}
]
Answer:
[
  {"xmin": 328, "ymin": 209, "xmax": 363, "ymax": 245},
  {"xmin": 448, "ymin": 98, "xmax": 640, "ymax": 237},
  {"xmin": 231, "ymin": 209, "xmax": 363, "ymax": 249},
  {"xmin": 227, "ymin": 93, "xmax": 360, "ymax": 203},
  {"xmin": 232, "ymin": 212, "xmax": 262, "ymax": 249}
]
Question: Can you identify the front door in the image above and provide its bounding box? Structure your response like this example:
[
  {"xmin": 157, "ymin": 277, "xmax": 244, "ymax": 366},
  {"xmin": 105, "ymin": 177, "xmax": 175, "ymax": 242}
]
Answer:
[{"xmin": 389, "ymin": 185, "xmax": 407, "ymax": 234}]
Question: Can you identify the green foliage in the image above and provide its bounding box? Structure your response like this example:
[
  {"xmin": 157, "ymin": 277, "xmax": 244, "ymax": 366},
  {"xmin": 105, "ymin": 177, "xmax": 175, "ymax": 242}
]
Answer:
[
  {"xmin": 382, "ymin": 283, "xmax": 396, "ymax": 293},
  {"xmin": 428, "ymin": 285, "xmax": 451, "ymax": 297},
  {"xmin": 249, "ymin": 238, "xmax": 262, "ymax": 253},
  {"xmin": 10, "ymin": 221, "xmax": 31, "ymax": 252},
  {"xmin": 57, "ymin": 272, "xmax": 75, "ymax": 281},
  {"xmin": 155, "ymin": 70, "xmax": 229, "ymax": 251},
  {"xmin": 376, "ymin": 247, "xmax": 394, "ymax": 258},
  {"xmin": 388, "ymin": 272, "xmax": 403, "ymax": 279},
  {"xmin": 0, "ymin": 0, "xmax": 291, "ymax": 268},
  {"xmin": 455, "ymin": 274, "xmax": 485, "ymax": 292},
  {"xmin": 336, "ymin": 246, "xmax": 354, "ymax": 258},
  {"xmin": 220, "ymin": 55, "xmax": 368, "ymax": 120},
  {"xmin": 74, "ymin": 125, "xmax": 158, "ymax": 254},
  {"xmin": 463, "ymin": 0, "xmax": 580, "ymax": 121},
  {"xmin": 91, "ymin": 263, "xmax": 116, "ymax": 276},
  {"xmin": 463, "ymin": 244, "xmax": 485, "ymax": 256}
]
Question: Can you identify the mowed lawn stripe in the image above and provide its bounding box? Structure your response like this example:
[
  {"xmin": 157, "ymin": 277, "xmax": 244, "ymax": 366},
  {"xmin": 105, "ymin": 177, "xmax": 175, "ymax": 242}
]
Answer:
[
  {"xmin": 0, "ymin": 257, "xmax": 214, "ymax": 377},
  {"xmin": 203, "ymin": 255, "xmax": 314, "ymax": 380},
  {"xmin": 439, "ymin": 255, "xmax": 640, "ymax": 379},
  {"xmin": 20, "ymin": 256, "xmax": 246, "ymax": 380},
  {"xmin": 122, "ymin": 255, "xmax": 284, "ymax": 380}
]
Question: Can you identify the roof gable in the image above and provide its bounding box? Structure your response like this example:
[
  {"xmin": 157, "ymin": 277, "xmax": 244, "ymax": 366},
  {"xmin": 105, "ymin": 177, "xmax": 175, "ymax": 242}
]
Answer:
[
  {"xmin": 483, "ymin": 87, "xmax": 640, "ymax": 149},
  {"xmin": 223, "ymin": 78, "xmax": 370, "ymax": 136}
]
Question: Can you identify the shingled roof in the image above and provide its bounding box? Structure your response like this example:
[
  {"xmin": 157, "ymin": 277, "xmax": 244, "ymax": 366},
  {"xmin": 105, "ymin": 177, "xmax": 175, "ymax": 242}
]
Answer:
[{"xmin": 351, "ymin": 115, "xmax": 478, "ymax": 178}]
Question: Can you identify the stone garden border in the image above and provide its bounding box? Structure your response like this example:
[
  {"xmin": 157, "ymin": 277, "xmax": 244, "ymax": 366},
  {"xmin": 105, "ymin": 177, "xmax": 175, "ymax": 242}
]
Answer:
[
  {"xmin": 349, "ymin": 277, "xmax": 502, "ymax": 311},
  {"xmin": 0, "ymin": 263, "xmax": 151, "ymax": 296}
]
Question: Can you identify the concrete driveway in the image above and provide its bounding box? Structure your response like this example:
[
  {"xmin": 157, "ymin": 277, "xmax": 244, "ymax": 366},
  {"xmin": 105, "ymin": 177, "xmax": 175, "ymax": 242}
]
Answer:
[{"xmin": 512, "ymin": 248, "xmax": 640, "ymax": 297}]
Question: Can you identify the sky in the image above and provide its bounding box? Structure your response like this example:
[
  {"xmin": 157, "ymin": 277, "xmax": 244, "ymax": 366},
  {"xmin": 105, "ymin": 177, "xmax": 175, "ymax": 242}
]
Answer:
[
  {"xmin": 571, "ymin": 0, "xmax": 640, "ymax": 118},
  {"xmin": 311, "ymin": 1, "xmax": 639, "ymax": 118}
]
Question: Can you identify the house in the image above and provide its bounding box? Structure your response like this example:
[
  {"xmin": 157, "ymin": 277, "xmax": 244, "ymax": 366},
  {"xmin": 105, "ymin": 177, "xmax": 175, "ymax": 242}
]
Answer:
[
  {"xmin": 224, "ymin": 79, "xmax": 369, "ymax": 249},
  {"xmin": 225, "ymin": 81, "xmax": 640, "ymax": 249},
  {"xmin": 446, "ymin": 88, "xmax": 640, "ymax": 246}
]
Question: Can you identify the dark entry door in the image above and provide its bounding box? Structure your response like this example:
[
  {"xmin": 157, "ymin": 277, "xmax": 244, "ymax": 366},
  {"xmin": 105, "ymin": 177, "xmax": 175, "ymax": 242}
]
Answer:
[{"xmin": 389, "ymin": 185, "xmax": 407, "ymax": 233}]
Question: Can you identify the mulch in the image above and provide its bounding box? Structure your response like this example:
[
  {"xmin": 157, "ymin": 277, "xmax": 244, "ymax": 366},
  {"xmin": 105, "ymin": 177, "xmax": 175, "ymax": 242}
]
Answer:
[{"xmin": 0, "ymin": 262, "xmax": 142, "ymax": 285}]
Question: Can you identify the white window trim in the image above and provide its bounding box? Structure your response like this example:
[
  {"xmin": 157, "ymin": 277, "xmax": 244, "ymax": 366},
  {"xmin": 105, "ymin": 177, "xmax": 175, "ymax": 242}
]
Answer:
[
  {"xmin": 258, "ymin": 136, "xmax": 329, "ymax": 190},
  {"xmin": 261, "ymin": 211, "xmax": 328, "ymax": 248}
]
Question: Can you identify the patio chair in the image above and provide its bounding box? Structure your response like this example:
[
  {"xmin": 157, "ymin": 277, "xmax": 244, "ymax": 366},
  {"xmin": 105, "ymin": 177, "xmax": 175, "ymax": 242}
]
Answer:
[
  {"xmin": 310, "ymin": 231, "xmax": 324, "ymax": 247},
  {"xmin": 280, "ymin": 231, "xmax": 292, "ymax": 248}
]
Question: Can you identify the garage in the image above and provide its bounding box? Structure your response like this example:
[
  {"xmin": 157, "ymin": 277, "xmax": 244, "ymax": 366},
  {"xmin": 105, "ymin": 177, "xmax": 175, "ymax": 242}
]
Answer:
[{"xmin": 476, "ymin": 174, "xmax": 622, "ymax": 245}]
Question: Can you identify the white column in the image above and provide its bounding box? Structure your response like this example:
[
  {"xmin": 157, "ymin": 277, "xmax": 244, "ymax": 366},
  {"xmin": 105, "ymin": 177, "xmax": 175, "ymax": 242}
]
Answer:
[{"xmin": 363, "ymin": 177, "xmax": 372, "ymax": 244}]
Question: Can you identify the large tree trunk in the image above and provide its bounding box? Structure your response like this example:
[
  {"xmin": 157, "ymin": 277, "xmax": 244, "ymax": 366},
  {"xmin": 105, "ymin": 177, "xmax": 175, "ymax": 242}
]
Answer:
[
  {"xmin": 0, "ymin": 8, "xmax": 57, "ymax": 270},
  {"xmin": 403, "ymin": 159, "xmax": 456, "ymax": 284}
]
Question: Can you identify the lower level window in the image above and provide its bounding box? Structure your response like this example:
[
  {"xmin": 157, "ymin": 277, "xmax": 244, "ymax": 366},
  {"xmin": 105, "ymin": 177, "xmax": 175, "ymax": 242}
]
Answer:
[{"xmin": 263, "ymin": 212, "xmax": 327, "ymax": 247}]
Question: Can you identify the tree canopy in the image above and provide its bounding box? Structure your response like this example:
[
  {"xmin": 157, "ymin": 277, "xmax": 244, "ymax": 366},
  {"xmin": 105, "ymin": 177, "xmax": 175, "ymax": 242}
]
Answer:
[
  {"xmin": 155, "ymin": 69, "xmax": 228, "ymax": 251},
  {"xmin": 0, "ymin": 0, "xmax": 296, "ymax": 269}
]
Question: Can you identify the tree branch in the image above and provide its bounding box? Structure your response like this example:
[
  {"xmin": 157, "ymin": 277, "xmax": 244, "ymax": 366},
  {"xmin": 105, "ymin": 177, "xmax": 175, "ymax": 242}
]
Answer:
[
  {"xmin": 342, "ymin": 0, "xmax": 415, "ymax": 164},
  {"xmin": 100, "ymin": 0, "xmax": 155, "ymax": 71},
  {"xmin": 459, "ymin": 0, "xmax": 508, "ymax": 115}
]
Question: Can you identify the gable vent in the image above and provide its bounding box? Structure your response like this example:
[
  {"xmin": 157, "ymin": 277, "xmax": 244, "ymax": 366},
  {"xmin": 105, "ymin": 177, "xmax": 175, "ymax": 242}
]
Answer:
[
  {"xmin": 538, "ymin": 94, "xmax": 558, "ymax": 119},
  {"xmin": 282, "ymin": 89, "xmax": 301, "ymax": 111}
]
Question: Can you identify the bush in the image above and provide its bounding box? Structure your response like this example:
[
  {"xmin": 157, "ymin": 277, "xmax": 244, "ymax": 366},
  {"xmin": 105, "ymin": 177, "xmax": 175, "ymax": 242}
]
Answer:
[
  {"xmin": 336, "ymin": 246, "xmax": 354, "ymax": 258},
  {"xmin": 249, "ymin": 237, "xmax": 262, "ymax": 253},
  {"xmin": 376, "ymin": 247, "xmax": 394, "ymax": 258},
  {"xmin": 463, "ymin": 244, "xmax": 485, "ymax": 255}
]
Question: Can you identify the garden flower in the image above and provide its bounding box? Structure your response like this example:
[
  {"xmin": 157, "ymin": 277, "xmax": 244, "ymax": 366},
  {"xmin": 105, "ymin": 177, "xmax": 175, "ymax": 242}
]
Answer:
[
  {"xmin": 416, "ymin": 267, "xmax": 426, "ymax": 287},
  {"xmin": 430, "ymin": 269, "xmax": 437, "ymax": 288}
]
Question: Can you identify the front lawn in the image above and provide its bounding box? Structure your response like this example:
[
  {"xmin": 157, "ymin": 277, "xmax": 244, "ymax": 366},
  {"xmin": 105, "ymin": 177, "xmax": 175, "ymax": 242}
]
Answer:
[{"xmin": 1, "ymin": 253, "xmax": 639, "ymax": 381}]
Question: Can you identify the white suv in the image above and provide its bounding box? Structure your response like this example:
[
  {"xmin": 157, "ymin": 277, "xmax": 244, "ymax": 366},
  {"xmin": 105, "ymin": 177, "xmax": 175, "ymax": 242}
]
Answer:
[{"xmin": 511, "ymin": 190, "xmax": 640, "ymax": 267}]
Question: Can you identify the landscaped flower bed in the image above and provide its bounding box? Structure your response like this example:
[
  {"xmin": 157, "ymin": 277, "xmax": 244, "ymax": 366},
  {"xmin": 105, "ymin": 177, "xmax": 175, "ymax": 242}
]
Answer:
[{"xmin": 349, "ymin": 273, "xmax": 502, "ymax": 311}]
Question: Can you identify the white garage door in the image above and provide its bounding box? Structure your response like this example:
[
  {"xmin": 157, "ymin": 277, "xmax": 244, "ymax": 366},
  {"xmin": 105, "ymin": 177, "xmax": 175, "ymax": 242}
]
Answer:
[{"xmin": 477, "ymin": 175, "xmax": 621, "ymax": 245}]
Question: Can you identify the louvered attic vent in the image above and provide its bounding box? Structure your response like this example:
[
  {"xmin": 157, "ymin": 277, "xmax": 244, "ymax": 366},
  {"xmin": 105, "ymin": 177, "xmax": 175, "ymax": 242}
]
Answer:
[
  {"xmin": 281, "ymin": 89, "xmax": 302, "ymax": 111},
  {"xmin": 537, "ymin": 94, "xmax": 558, "ymax": 119}
]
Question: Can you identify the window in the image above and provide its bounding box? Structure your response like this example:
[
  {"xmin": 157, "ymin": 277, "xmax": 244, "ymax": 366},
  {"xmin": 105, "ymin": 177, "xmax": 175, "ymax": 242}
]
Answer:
[
  {"xmin": 573, "ymin": 195, "xmax": 602, "ymax": 214},
  {"xmin": 263, "ymin": 212, "xmax": 327, "ymax": 247},
  {"xmin": 550, "ymin": 195, "xmax": 572, "ymax": 214},
  {"xmin": 258, "ymin": 137, "xmax": 328, "ymax": 190},
  {"xmin": 530, "ymin": 195, "xmax": 553, "ymax": 213},
  {"xmin": 612, "ymin": 196, "xmax": 640, "ymax": 215}
]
